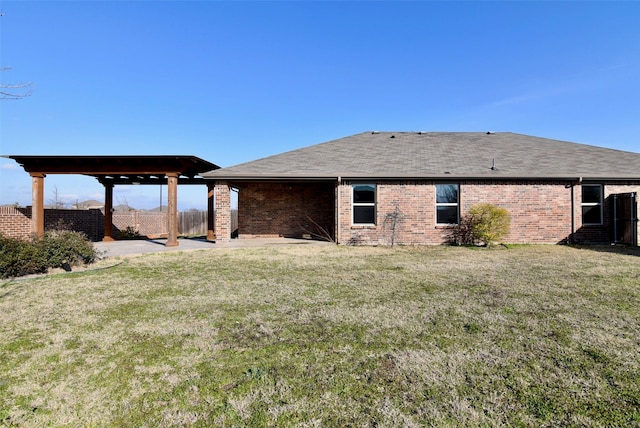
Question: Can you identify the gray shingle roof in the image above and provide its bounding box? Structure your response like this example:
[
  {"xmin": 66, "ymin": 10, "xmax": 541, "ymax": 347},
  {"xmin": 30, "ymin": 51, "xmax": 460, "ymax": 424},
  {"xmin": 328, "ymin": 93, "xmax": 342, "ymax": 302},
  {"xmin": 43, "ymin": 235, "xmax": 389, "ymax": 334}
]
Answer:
[{"xmin": 203, "ymin": 132, "xmax": 640, "ymax": 180}]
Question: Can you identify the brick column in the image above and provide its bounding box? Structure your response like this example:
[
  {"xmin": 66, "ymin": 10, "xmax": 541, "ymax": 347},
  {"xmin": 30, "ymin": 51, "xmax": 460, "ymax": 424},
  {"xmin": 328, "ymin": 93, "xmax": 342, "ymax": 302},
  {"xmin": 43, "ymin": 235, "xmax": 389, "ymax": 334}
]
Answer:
[
  {"xmin": 214, "ymin": 181, "xmax": 231, "ymax": 242},
  {"xmin": 166, "ymin": 173, "xmax": 179, "ymax": 247},
  {"xmin": 207, "ymin": 182, "xmax": 215, "ymax": 241},
  {"xmin": 30, "ymin": 173, "xmax": 45, "ymax": 238}
]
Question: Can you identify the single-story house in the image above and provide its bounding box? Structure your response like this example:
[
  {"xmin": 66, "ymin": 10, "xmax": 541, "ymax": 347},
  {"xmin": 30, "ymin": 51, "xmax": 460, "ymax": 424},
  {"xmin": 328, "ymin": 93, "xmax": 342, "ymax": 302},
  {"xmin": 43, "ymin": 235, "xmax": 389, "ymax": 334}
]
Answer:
[{"xmin": 204, "ymin": 132, "xmax": 639, "ymax": 246}]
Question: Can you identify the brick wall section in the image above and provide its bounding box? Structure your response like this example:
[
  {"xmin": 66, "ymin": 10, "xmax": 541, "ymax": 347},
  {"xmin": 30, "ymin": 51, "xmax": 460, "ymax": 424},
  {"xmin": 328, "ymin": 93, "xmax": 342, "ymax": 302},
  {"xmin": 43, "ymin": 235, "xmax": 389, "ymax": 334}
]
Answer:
[
  {"xmin": 573, "ymin": 182, "xmax": 640, "ymax": 244},
  {"xmin": 462, "ymin": 181, "xmax": 574, "ymax": 244},
  {"xmin": 605, "ymin": 183, "xmax": 640, "ymax": 244},
  {"xmin": 238, "ymin": 182, "xmax": 335, "ymax": 239},
  {"xmin": 214, "ymin": 181, "xmax": 232, "ymax": 242},
  {"xmin": 338, "ymin": 180, "xmax": 640, "ymax": 245}
]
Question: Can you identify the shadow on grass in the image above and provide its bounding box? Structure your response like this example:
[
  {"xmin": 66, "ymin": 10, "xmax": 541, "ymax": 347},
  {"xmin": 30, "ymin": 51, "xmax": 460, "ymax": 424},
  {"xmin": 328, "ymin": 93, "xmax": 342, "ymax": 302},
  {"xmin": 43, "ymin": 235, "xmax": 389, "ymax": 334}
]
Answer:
[{"xmin": 568, "ymin": 244, "xmax": 640, "ymax": 257}]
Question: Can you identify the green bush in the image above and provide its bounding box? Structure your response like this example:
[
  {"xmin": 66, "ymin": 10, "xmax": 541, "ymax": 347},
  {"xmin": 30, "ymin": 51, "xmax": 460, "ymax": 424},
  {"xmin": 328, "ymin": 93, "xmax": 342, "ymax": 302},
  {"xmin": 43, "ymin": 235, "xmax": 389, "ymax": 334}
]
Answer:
[
  {"xmin": 40, "ymin": 230, "xmax": 98, "ymax": 268},
  {"xmin": 447, "ymin": 203, "xmax": 511, "ymax": 246},
  {"xmin": 0, "ymin": 234, "xmax": 47, "ymax": 278},
  {"xmin": 468, "ymin": 203, "xmax": 511, "ymax": 246},
  {"xmin": 0, "ymin": 231, "xmax": 98, "ymax": 279}
]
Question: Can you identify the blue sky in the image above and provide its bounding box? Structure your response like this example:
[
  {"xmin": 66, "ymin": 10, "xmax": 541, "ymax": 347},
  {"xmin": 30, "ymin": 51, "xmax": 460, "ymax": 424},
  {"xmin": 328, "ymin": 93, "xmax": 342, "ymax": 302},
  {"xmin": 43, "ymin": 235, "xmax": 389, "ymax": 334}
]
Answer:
[{"xmin": 1, "ymin": 1, "xmax": 639, "ymax": 210}]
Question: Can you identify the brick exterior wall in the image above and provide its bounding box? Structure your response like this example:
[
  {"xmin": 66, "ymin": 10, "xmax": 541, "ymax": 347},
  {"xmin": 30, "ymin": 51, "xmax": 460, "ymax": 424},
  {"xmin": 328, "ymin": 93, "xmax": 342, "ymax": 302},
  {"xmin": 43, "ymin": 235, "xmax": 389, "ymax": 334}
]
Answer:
[
  {"xmin": 573, "ymin": 182, "xmax": 640, "ymax": 244},
  {"xmin": 237, "ymin": 182, "xmax": 335, "ymax": 239},
  {"xmin": 229, "ymin": 180, "xmax": 639, "ymax": 246},
  {"xmin": 214, "ymin": 181, "xmax": 232, "ymax": 242}
]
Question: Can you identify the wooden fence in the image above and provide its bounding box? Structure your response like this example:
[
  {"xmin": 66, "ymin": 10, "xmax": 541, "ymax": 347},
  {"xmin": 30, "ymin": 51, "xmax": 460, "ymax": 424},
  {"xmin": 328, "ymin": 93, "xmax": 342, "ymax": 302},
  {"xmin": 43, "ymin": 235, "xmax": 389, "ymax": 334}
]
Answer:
[{"xmin": 178, "ymin": 210, "xmax": 238, "ymax": 236}]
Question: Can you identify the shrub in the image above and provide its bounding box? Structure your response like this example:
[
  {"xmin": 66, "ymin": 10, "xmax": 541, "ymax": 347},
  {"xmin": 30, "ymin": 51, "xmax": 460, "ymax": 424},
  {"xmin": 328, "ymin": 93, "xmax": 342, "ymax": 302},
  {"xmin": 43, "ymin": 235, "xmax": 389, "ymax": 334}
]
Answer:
[
  {"xmin": 0, "ymin": 234, "xmax": 47, "ymax": 278},
  {"xmin": 468, "ymin": 203, "xmax": 511, "ymax": 246},
  {"xmin": 447, "ymin": 203, "xmax": 511, "ymax": 246},
  {"xmin": 40, "ymin": 230, "xmax": 98, "ymax": 268},
  {"xmin": 117, "ymin": 226, "xmax": 142, "ymax": 240},
  {"xmin": 0, "ymin": 231, "xmax": 98, "ymax": 279}
]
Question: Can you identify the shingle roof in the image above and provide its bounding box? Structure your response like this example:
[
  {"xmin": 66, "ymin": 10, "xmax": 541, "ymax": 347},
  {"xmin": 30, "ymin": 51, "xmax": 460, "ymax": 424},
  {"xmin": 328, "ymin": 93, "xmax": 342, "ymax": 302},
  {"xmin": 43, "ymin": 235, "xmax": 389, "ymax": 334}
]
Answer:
[{"xmin": 203, "ymin": 132, "xmax": 640, "ymax": 181}]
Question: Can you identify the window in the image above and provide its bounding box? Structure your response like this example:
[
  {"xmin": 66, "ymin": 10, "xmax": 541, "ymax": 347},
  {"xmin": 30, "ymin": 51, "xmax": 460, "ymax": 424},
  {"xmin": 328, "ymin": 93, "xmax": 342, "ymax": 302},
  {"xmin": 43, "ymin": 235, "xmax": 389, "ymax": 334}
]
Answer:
[
  {"xmin": 436, "ymin": 184, "xmax": 459, "ymax": 225},
  {"xmin": 582, "ymin": 184, "xmax": 603, "ymax": 225},
  {"xmin": 352, "ymin": 184, "xmax": 376, "ymax": 224}
]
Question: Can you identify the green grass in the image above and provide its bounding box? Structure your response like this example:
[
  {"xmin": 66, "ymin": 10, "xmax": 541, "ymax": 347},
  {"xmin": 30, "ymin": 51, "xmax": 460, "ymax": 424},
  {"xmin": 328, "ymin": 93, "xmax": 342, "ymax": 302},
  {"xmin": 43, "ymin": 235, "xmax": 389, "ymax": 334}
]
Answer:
[{"xmin": 1, "ymin": 244, "xmax": 639, "ymax": 426}]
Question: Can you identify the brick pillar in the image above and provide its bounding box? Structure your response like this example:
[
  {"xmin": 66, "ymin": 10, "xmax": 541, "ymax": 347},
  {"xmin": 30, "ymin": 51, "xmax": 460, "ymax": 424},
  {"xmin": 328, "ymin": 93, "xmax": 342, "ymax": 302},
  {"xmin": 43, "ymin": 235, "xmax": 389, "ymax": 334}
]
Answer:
[
  {"xmin": 207, "ymin": 182, "xmax": 215, "ymax": 241},
  {"xmin": 30, "ymin": 173, "xmax": 45, "ymax": 238},
  {"xmin": 166, "ymin": 173, "xmax": 179, "ymax": 247},
  {"xmin": 103, "ymin": 182, "xmax": 115, "ymax": 241},
  {"xmin": 214, "ymin": 181, "xmax": 231, "ymax": 242}
]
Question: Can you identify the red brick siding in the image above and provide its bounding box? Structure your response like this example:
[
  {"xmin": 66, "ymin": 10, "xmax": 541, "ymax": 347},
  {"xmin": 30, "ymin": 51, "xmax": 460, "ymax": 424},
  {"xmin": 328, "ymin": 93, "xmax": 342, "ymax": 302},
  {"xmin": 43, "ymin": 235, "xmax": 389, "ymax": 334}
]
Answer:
[
  {"xmin": 237, "ymin": 182, "xmax": 335, "ymax": 239},
  {"xmin": 573, "ymin": 183, "xmax": 640, "ymax": 244},
  {"xmin": 214, "ymin": 181, "xmax": 232, "ymax": 242},
  {"xmin": 335, "ymin": 180, "xmax": 640, "ymax": 245},
  {"xmin": 605, "ymin": 183, "xmax": 640, "ymax": 244},
  {"xmin": 462, "ymin": 181, "xmax": 574, "ymax": 244}
]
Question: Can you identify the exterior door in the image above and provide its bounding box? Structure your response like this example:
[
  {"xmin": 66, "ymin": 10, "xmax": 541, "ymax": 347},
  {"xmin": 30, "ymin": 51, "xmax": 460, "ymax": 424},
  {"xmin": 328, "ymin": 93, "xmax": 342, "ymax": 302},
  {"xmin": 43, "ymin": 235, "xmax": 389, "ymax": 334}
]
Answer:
[{"xmin": 612, "ymin": 193, "xmax": 638, "ymax": 246}]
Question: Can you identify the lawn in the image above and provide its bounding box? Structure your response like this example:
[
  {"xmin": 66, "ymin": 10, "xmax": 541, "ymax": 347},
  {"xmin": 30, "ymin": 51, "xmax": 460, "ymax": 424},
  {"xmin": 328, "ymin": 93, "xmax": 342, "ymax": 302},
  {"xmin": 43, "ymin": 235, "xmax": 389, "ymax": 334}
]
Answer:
[{"xmin": 1, "ymin": 244, "xmax": 639, "ymax": 427}]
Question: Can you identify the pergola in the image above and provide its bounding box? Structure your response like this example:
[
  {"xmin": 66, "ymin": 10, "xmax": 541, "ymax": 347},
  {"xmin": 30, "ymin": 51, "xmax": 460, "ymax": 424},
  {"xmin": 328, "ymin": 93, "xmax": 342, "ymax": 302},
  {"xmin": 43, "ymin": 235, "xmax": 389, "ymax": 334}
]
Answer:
[{"xmin": 6, "ymin": 155, "xmax": 219, "ymax": 247}]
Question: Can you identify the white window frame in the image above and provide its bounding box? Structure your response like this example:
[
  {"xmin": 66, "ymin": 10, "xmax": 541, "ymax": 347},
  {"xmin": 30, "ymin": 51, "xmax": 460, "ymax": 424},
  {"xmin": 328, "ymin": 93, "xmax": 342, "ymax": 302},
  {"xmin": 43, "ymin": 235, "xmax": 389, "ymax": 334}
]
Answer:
[
  {"xmin": 436, "ymin": 183, "xmax": 460, "ymax": 225},
  {"xmin": 581, "ymin": 184, "xmax": 603, "ymax": 225},
  {"xmin": 352, "ymin": 184, "xmax": 376, "ymax": 225}
]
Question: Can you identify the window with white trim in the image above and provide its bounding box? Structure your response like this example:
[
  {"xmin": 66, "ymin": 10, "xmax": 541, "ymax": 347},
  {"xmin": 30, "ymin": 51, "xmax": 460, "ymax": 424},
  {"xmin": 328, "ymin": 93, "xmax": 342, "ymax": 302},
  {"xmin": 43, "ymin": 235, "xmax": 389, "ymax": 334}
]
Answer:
[
  {"xmin": 436, "ymin": 184, "xmax": 459, "ymax": 225},
  {"xmin": 582, "ymin": 184, "xmax": 603, "ymax": 225},
  {"xmin": 352, "ymin": 184, "xmax": 376, "ymax": 225}
]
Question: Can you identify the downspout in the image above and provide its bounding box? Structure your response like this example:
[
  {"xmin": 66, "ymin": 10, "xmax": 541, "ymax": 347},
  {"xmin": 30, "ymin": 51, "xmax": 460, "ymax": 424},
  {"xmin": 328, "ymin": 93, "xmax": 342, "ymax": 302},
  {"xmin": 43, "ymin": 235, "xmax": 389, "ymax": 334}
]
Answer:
[
  {"xmin": 570, "ymin": 177, "xmax": 582, "ymax": 244},
  {"xmin": 336, "ymin": 177, "xmax": 341, "ymax": 245}
]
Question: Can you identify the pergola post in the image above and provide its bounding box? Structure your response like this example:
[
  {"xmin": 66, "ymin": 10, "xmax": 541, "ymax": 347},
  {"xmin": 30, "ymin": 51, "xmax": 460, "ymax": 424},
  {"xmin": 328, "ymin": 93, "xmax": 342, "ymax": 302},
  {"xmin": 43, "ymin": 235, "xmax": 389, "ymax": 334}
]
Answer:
[
  {"xmin": 103, "ymin": 182, "xmax": 115, "ymax": 241},
  {"xmin": 207, "ymin": 182, "xmax": 215, "ymax": 241},
  {"xmin": 166, "ymin": 173, "xmax": 179, "ymax": 247},
  {"xmin": 30, "ymin": 173, "xmax": 45, "ymax": 238}
]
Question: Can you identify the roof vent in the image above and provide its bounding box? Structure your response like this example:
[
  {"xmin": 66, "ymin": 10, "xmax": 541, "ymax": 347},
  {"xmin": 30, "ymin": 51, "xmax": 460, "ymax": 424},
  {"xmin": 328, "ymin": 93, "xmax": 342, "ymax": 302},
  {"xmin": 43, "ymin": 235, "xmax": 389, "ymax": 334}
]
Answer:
[
  {"xmin": 390, "ymin": 135, "xmax": 395, "ymax": 138},
  {"xmin": 371, "ymin": 131, "xmax": 380, "ymax": 134},
  {"xmin": 486, "ymin": 131, "xmax": 496, "ymax": 135}
]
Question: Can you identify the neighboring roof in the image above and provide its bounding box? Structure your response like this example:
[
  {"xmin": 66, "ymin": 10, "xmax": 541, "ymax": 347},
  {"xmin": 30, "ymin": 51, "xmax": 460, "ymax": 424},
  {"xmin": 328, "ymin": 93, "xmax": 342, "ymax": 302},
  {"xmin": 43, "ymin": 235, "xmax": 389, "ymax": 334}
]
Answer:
[
  {"xmin": 5, "ymin": 155, "xmax": 219, "ymax": 185},
  {"xmin": 203, "ymin": 132, "xmax": 640, "ymax": 181}
]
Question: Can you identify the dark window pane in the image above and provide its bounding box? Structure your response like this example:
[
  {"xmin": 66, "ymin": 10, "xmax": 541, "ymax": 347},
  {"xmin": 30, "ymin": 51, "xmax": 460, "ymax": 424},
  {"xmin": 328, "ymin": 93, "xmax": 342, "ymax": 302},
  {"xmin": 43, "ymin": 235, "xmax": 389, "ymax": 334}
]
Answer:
[
  {"xmin": 437, "ymin": 206, "xmax": 458, "ymax": 224},
  {"xmin": 436, "ymin": 184, "xmax": 458, "ymax": 204},
  {"xmin": 354, "ymin": 206, "xmax": 375, "ymax": 224},
  {"xmin": 353, "ymin": 185, "xmax": 375, "ymax": 203},
  {"xmin": 582, "ymin": 205, "xmax": 602, "ymax": 224},
  {"xmin": 582, "ymin": 185, "xmax": 602, "ymax": 204}
]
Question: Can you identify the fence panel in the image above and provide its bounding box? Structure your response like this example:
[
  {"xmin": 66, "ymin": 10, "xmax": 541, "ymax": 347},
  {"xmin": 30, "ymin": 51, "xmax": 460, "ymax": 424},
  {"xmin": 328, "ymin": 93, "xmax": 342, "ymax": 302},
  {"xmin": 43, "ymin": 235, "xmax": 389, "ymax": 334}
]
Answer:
[{"xmin": 179, "ymin": 211, "xmax": 207, "ymax": 235}]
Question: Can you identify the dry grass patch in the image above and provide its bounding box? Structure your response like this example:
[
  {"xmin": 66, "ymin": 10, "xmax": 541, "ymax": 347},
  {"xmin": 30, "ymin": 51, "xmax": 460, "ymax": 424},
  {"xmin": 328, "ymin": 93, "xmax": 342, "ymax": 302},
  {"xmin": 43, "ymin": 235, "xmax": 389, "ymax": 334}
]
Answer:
[{"xmin": 1, "ymin": 244, "xmax": 639, "ymax": 426}]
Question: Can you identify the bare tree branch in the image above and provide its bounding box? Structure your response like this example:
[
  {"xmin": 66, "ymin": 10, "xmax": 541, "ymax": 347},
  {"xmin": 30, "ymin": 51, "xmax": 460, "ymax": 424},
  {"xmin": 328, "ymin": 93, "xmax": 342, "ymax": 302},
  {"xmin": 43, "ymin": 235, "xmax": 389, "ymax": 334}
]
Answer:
[{"xmin": 1, "ymin": 67, "xmax": 34, "ymax": 99}]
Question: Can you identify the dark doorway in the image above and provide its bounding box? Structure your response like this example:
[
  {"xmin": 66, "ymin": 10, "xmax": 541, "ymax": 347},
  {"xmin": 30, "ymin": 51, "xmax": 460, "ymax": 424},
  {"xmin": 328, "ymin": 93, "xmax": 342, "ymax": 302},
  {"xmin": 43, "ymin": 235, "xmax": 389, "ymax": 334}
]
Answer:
[{"xmin": 611, "ymin": 192, "xmax": 638, "ymax": 246}]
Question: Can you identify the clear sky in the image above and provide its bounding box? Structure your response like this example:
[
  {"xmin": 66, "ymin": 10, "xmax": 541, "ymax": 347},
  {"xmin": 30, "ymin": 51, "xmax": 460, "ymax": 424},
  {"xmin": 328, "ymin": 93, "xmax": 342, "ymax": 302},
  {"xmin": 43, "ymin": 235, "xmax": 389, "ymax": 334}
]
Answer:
[{"xmin": 1, "ymin": 1, "xmax": 639, "ymax": 210}]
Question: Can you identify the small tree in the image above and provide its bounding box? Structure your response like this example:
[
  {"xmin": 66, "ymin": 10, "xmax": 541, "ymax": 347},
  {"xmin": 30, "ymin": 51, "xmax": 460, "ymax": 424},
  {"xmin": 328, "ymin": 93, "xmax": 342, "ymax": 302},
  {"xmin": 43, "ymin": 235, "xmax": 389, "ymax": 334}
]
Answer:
[
  {"xmin": 468, "ymin": 203, "xmax": 511, "ymax": 246},
  {"xmin": 383, "ymin": 204, "xmax": 405, "ymax": 247}
]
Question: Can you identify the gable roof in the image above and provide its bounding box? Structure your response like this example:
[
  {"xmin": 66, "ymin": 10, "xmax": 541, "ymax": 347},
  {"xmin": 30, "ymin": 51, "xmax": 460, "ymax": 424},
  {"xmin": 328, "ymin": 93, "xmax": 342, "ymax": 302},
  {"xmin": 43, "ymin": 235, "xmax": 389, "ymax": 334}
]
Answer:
[{"xmin": 203, "ymin": 132, "xmax": 640, "ymax": 181}]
